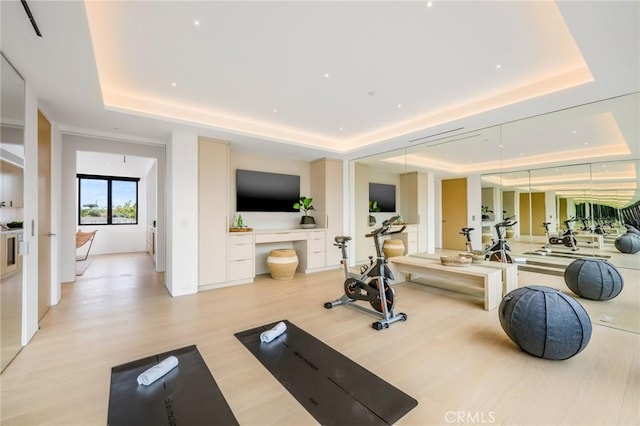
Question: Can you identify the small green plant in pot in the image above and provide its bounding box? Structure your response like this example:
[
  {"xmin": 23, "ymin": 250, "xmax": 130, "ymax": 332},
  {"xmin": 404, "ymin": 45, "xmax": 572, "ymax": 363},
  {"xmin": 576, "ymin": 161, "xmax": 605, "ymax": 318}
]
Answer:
[
  {"xmin": 369, "ymin": 200, "xmax": 381, "ymax": 226},
  {"xmin": 294, "ymin": 196, "xmax": 316, "ymax": 228}
]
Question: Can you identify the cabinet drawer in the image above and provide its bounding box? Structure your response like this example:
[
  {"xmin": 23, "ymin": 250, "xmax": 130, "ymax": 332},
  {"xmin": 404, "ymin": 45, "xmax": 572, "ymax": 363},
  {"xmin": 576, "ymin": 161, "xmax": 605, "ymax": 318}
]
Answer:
[
  {"xmin": 308, "ymin": 237, "xmax": 325, "ymax": 252},
  {"xmin": 307, "ymin": 251, "xmax": 325, "ymax": 269},
  {"xmin": 228, "ymin": 259, "xmax": 253, "ymax": 281},
  {"xmin": 255, "ymin": 232, "xmax": 306, "ymax": 243},
  {"xmin": 229, "ymin": 234, "xmax": 253, "ymax": 245},
  {"xmin": 229, "ymin": 243, "xmax": 252, "ymax": 261},
  {"xmin": 309, "ymin": 230, "xmax": 325, "ymax": 240}
]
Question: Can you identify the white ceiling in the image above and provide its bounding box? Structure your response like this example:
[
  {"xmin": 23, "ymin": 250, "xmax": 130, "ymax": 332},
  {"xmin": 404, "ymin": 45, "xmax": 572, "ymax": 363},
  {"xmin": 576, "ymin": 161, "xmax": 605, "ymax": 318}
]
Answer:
[{"xmin": 1, "ymin": 1, "xmax": 639, "ymax": 166}]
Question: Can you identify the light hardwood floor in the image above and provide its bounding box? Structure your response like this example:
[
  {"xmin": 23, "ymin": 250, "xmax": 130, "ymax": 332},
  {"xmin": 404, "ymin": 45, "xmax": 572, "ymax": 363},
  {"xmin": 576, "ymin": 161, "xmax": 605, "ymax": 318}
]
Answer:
[{"xmin": 1, "ymin": 252, "xmax": 638, "ymax": 425}]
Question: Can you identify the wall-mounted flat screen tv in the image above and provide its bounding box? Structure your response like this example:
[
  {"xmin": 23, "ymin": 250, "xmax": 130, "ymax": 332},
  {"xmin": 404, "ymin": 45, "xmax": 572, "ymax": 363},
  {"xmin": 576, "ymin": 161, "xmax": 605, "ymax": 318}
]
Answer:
[
  {"xmin": 236, "ymin": 169, "xmax": 300, "ymax": 212},
  {"xmin": 369, "ymin": 183, "xmax": 396, "ymax": 213}
]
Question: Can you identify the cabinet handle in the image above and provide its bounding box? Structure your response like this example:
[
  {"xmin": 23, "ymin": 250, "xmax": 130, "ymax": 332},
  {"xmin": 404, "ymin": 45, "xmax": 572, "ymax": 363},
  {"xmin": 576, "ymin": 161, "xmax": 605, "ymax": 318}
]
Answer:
[{"xmin": 47, "ymin": 233, "xmax": 57, "ymax": 236}]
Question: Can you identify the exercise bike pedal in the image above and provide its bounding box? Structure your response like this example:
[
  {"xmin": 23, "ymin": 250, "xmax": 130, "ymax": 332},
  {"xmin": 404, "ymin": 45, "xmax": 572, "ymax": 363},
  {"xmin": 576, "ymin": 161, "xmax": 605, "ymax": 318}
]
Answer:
[{"xmin": 324, "ymin": 302, "xmax": 333, "ymax": 309}]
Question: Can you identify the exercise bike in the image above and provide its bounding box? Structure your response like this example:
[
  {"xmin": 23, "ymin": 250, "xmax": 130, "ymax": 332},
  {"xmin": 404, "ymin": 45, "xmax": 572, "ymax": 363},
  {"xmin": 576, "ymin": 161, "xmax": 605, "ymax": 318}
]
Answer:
[
  {"xmin": 324, "ymin": 216, "xmax": 408, "ymax": 330},
  {"xmin": 485, "ymin": 216, "xmax": 517, "ymax": 263},
  {"xmin": 542, "ymin": 218, "xmax": 578, "ymax": 251},
  {"xmin": 460, "ymin": 217, "xmax": 517, "ymax": 263},
  {"xmin": 460, "ymin": 227, "xmax": 485, "ymax": 256}
]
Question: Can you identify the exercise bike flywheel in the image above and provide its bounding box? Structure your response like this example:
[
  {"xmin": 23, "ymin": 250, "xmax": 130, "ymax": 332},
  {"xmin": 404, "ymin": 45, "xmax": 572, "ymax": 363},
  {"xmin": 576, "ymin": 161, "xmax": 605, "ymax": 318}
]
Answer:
[{"xmin": 368, "ymin": 279, "xmax": 395, "ymax": 313}]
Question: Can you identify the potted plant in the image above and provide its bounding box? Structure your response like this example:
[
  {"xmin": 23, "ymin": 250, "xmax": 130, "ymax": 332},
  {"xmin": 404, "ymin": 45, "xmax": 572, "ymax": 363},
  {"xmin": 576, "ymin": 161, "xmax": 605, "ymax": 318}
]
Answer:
[
  {"xmin": 481, "ymin": 205, "xmax": 494, "ymax": 221},
  {"xmin": 369, "ymin": 200, "xmax": 381, "ymax": 226},
  {"xmin": 294, "ymin": 196, "xmax": 316, "ymax": 228}
]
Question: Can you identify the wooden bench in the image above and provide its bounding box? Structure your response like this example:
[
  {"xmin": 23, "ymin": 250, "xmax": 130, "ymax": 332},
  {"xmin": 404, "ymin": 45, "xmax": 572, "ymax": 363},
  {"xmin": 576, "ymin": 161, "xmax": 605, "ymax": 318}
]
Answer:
[
  {"xmin": 388, "ymin": 255, "xmax": 507, "ymax": 310},
  {"xmin": 410, "ymin": 253, "xmax": 518, "ymax": 296}
]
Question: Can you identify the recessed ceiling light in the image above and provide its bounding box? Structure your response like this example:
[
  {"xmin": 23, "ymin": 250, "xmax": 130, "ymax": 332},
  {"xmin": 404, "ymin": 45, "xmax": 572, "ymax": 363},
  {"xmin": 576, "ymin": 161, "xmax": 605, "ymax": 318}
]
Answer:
[
  {"xmin": 426, "ymin": 1, "xmax": 433, "ymax": 8},
  {"xmin": 397, "ymin": 104, "xmax": 402, "ymax": 108},
  {"xmin": 339, "ymin": 127, "xmax": 343, "ymax": 131},
  {"xmin": 273, "ymin": 108, "xmax": 278, "ymax": 113},
  {"xmin": 572, "ymin": 130, "xmax": 577, "ymax": 134},
  {"xmin": 171, "ymin": 82, "xmax": 177, "ymax": 87},
  {"xmin": 324, "ymin": 73, "xmax": 330, "ymax": 78},
  {"xmin": 194, "ymin": 19, "xmax": 200, "ymax": 27},
  {"xmin": 498, "ymin": 144, "xmax": 503, "ymax": 148},
  {"xmin": 519, "ymin": 152, "xmax": 524, "ymax": 156},
  {"xmin": 496, "ymin": 64, "xmax": 502, "ymax": 69},
  {"xmin": 584, "ymin": 142, "xmax": 589, "ymax": 145}
]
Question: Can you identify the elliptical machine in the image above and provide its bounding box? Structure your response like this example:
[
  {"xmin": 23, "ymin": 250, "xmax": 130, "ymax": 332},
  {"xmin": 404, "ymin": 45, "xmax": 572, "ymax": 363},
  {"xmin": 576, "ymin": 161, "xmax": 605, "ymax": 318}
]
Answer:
[
  {"xmin": 324, "ymin": 216, "xmax": 408, "ymax": 330},
  {"xmin": 542, "ymin": 217, "xmax": 578, "ymax": 251}
]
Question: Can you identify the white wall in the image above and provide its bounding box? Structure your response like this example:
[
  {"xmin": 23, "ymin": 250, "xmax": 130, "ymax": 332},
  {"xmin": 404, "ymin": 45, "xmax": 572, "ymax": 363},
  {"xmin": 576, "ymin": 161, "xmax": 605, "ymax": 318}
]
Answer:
[
  {"xmin": 545, "ymin": 191, "xmax": 558, "ymax": 233},
  {"xmin": 50, "ymin": 120, "xmax": 61, "ymax": 305},
  {"xmin": 467, "ymin": 174, "xmax": 483, "ymax": 250}
]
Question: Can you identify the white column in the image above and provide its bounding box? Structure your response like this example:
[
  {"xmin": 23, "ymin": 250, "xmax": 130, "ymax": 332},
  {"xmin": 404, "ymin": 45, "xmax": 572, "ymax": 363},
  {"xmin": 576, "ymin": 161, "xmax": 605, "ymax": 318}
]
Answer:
[{"xmin": 166, "ymin": 131, "xmax": 199, "ymax": 296}]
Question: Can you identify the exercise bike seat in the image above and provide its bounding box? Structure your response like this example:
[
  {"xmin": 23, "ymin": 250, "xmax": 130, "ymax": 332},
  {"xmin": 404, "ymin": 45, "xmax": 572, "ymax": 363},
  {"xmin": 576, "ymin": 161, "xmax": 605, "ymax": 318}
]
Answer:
[
  {"xmin": 460, "ymin": 227, "xmax": 474, "ymax": 233},
  {"xmin": 543, "ymin": 222, "xmax": 551, "ymax": 226},
  {"xmin": 334, "ymin": 236, "xmax": 352, "ymax": 244}
]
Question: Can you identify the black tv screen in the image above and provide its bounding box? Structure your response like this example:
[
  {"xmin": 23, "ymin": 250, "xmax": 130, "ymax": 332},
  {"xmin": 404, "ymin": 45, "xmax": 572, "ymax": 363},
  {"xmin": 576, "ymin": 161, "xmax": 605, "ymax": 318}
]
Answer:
[
  {"xmin": 369, "ymin": 183, "xmax": 396, "ymax": 213},
  {"xmin": 236, "ymin": 169, "xmax": 300, "ymax": 212}
]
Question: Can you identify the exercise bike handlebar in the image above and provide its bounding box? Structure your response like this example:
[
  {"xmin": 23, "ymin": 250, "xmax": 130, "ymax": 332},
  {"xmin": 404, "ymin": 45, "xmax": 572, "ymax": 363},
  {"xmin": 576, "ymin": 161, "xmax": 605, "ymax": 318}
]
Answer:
[
  {"xmin": 365, "ymin": 215, "xmax": 406, "ymax": 237},
  {"xmin": 496, "ymin": 216, "xmax": 517, "ymax": 228}
]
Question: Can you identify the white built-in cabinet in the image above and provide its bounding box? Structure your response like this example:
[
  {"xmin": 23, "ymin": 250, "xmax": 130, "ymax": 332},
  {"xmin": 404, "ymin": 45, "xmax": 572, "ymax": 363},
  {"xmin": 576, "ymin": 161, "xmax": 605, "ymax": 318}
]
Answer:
[
  {"xmin": 198, "ymin": 138, "xmax": 229, "ymax": 288},
  {"xmin": 399, "ymin": 224, "xmax": 418, "ymax": 254},
  {"xmin": 305, "ymin": 230, "xmax": 326, "ymax": 269},
  {"xmin": 311, "ymin": 158, "xmax": 343, "ymax": 267},
  {"xmin": 400, "ymin": 171, "xmax": 428, "ymax": 253},
  {"xmin": 197, "ymin": 154, "xmax": 340, "ymax": 290},
  {"xmin": 227, "ymin": 233, "xmax": 254, "ymax": 282}
]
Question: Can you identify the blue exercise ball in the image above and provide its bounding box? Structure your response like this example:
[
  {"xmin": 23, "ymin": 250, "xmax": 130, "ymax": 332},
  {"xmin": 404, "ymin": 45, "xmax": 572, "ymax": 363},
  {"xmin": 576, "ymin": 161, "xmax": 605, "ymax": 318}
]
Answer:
[
  {"xmin": 615, "ymin": 233, "xmax": 640, "ymax": 254},
  {"xmin": 564, "ymin": 258, "xmax": 624, "ymax": 300},
  {"xmin": 499, "ymin": 286, "xmax": 592, "ymax": 360}
]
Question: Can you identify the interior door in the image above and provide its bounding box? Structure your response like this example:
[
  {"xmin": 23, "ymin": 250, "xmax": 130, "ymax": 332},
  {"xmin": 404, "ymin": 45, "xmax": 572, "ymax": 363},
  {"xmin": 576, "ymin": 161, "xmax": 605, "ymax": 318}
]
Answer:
[
  {"xmin": 38, "ymin": 110, "xmax": 51, "ymax": 320},
  {"xmin": 441, "ymin": 178, "xmax": 467, "ymax": 250}
]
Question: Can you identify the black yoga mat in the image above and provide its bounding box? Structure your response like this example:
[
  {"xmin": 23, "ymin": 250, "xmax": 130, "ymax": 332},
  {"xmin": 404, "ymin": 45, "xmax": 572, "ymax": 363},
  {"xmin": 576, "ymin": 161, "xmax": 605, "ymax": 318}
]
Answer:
[
  {"xmin": 235, "ymin": 320, "xmax": 417, "ymax": 425},
  {"xmin": 108, "ymin": 345, "xmax": 238, "ymax": 426}
]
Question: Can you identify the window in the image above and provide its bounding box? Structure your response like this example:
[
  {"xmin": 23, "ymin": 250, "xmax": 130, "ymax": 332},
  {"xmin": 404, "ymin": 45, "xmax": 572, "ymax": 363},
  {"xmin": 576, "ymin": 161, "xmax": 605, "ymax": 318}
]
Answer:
[{"xmin": 78, "ymin": 174, "xmax": 139, "ymax": 225}]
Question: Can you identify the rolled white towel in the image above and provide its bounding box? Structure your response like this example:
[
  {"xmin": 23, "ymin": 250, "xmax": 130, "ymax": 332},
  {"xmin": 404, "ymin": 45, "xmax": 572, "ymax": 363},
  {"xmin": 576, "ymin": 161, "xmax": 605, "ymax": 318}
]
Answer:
[
  {"xmin": 136, "ymin": 355, "xmax": 179, "ymax": 386},
  {"xmin": 260, "ymin": 321, "xmax": 287, "ymax": 343}
]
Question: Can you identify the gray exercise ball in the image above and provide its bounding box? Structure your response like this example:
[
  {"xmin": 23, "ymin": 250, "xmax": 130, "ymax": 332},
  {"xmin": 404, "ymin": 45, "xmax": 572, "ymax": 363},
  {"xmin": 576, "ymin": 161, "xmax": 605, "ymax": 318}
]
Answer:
[
  {"xmin": 615, "ymin": 233, "xmax": 640, "ymax": 254},
  {"xmin": 564, "ymin": 258, "xmax": 624, "ymax": 300},
  {"xmin": 499, "ymin": 286, "xmax": 592, "ymax": 360}
]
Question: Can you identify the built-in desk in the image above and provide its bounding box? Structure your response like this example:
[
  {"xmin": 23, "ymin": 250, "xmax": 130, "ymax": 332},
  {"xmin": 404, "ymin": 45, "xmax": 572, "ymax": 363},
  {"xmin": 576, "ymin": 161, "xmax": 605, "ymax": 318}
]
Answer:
[
  {"xmin": 225, "ymin": 229, "xmax": 330, "ymax": 287},
  {"xmin": 254, "ymin": 229, "xmax": 327, "ymax": 274}
]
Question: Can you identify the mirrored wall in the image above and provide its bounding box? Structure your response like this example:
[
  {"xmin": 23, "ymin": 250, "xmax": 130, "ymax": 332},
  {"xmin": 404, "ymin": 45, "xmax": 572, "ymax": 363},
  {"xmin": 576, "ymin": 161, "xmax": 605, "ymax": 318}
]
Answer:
[
  {"xmin": 0, "ymin": 52, "xmax": 25, "ymax": 372},
  {"xmin": 351, "ymin": 92, "xmax": 640, "ymax": 270}
]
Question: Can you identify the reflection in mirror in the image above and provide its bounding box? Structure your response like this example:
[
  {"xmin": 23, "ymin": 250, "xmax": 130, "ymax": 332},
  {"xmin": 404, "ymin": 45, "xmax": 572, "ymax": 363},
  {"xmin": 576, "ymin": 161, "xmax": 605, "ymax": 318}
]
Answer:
[
  {"xmin": 0, "ymin": 52, "xmax": 25, "ymax": 372},
  {"xmin": 352, "ymin": 125, "xmax": 503, "ymax": 262},
  {"xmin": 351, "ymin": 92, "xmax": 639, "ymax": 333}
]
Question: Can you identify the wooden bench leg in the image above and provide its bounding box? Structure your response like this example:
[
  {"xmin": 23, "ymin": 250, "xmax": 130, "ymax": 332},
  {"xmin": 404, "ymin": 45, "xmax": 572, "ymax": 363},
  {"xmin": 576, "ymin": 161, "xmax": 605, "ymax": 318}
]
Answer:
[{"xmin": 484, "ymin": 274, "xmax": 502, "ymax": 311}]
